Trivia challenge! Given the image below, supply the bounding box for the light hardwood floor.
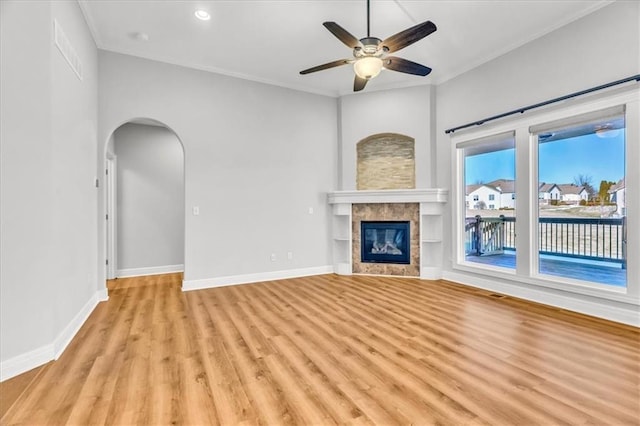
[1,273,639,425]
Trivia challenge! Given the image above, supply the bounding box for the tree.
[598,180,616,203]
[474,201,487,210]
[573,174,595,198]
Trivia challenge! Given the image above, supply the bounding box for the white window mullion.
[622,99,639,301]
[515,127,532,278]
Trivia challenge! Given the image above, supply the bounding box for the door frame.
[106,155,117,279]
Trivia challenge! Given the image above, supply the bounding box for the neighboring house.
[539,183,561,203]
[466,179,515,209]
[466,184,500,209]
[609,178,626,216]
[557,184,589,204]
[538,182,586,204]
[487,179,516,209]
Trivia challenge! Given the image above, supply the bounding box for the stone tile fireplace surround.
[353,203,420,276]
[328,189,448,279]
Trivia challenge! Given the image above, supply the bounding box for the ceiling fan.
[300,0,437,92]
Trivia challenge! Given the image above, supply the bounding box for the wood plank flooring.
[2,273,639,425]
[0,365,46,420]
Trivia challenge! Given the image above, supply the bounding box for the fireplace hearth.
[361,221,410,264]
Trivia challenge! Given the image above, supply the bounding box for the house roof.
[556,184,586,195]
[465,183,505,196]
[486,179,515,193]
[608,178,625,193]
[466,179,515,195]
[538,183,558,193]
[465,184,483,195]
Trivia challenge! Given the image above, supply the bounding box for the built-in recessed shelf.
[335,262,352,275]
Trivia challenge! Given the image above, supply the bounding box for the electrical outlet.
[193,206,200,216]
[287,251,293,260]
[270,253,277,262]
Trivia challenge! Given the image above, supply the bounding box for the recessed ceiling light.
[194,10,211,21]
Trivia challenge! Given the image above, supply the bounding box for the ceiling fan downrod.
[366,0,370,38]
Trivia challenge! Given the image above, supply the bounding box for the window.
[459,132,516,270]
[454,92,637,305]
[533,106,626,288]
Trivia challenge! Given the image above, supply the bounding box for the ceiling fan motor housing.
[358,37,384,56]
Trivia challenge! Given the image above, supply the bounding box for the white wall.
[1,0,99,378]
[113,123,184,274]
[97,51,338,285]
[339,85,434,190]
[436,1,639,323]
[1,0,55,366]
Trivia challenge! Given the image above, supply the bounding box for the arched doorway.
[104,118,185,280]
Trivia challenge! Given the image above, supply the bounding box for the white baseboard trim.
[116,264,183,278]
[53,291,101,359]
[0,289,104,382]
[97,287,109,301]
[0,344,54,383]
[442,271,640,327]
[183,265,334,292]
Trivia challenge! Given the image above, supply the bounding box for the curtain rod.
[444,74,640,135]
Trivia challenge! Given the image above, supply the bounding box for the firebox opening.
[361,221,410,264]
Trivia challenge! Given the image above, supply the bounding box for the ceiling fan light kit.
[354,57,383,79]
[300,0,436,92]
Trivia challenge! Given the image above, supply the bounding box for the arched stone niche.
[356,133,415,190]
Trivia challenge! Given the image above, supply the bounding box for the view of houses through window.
[463,133,516,270]
[535,110,626,287]
[461,108,627,289]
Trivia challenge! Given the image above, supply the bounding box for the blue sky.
[465,131,625,186]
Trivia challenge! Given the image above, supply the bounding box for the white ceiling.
[79,0,612,97]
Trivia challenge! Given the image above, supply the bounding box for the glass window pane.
[462,134,516,269]
[536,112,626,288]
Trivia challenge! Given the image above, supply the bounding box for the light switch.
[193,206,200,216]
[308,207,314,214]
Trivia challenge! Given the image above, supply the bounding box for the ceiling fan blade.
[381,21,437,53]
[384,56,432,76]
[300,59,351,75]
[354,76,368,92]
[323,22,361,49]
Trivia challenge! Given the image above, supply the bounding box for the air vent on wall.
[54,19,83,81]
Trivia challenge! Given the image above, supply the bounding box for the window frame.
[530,106,626,287]
[451,87,639,305]
[455,131,516,274]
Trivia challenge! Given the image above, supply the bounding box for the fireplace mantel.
[327,188,448,280]
[328,188,448,205]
